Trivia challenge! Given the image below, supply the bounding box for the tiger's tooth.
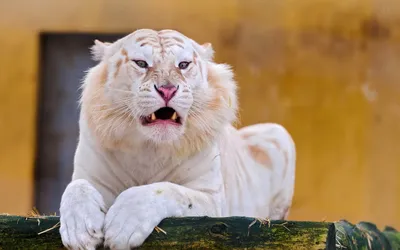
[171,112,177,121]
[151,113,156,121]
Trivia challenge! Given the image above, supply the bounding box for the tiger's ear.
[90,40,111,61]
[191,39,214,61]
[201,43,214,61]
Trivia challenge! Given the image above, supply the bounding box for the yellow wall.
[0,0,400,228]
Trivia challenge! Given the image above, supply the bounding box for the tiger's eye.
[178,61,191,70]
[133,60,148,68]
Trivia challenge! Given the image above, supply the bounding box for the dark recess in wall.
[34,33,126,214]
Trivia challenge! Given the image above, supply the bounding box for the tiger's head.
[81,29,237,154]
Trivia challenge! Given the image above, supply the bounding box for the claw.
[256,217,271,228]
[154,226,167,235]
[248,217,271,236]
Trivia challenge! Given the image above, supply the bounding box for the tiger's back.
[219,123,296,220]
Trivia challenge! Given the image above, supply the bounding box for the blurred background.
[0,0,399,229]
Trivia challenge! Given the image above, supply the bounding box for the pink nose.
[155,84,178,102]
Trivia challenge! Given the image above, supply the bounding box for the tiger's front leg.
[103,181,222,249]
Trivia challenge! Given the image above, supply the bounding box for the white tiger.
[59,29,296,250]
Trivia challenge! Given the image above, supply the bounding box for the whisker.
[91,103,131,114]
[90,96,133,108]
[106,87,134,95]
[188,111,213,135]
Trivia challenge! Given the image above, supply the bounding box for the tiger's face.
[84,29,237,151]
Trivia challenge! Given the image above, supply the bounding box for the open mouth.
[141,107,182,126]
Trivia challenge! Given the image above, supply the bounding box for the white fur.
[59,29,296,250]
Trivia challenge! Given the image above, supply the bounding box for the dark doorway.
[34,33,126,214]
